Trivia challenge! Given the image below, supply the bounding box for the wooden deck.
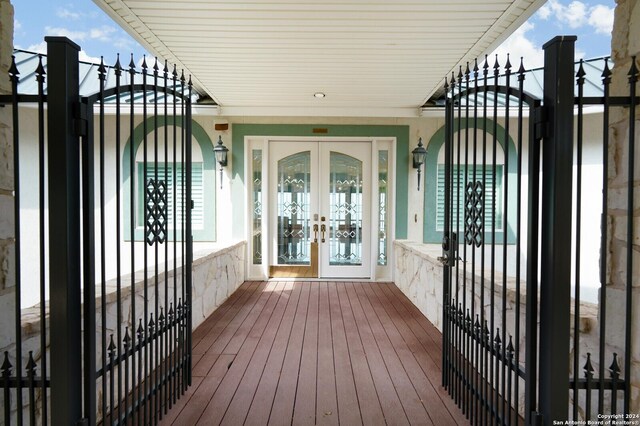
[160,281,467,425]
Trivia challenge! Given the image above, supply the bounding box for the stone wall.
[394,240,608,418]
[0,0,14,352]
[609,0,640,413]
[191,242,245,329]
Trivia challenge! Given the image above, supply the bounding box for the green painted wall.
[231,123,410,240]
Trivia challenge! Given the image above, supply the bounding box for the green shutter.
[435,165,503,232]
[141,163,204,229]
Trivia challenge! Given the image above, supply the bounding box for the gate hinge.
[74,101,88,137]
[533,105,549,140]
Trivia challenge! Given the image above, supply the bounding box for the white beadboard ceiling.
[93,0,545,117]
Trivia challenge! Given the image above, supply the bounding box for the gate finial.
[518,58,526,81]
[8,55,19,81]
[628,56,638,83]
[602,58,612,83]
[576,59,586,85]
[98,57,106,81]
[114,54,122,76]
[35,55,46,83]
[609,353,620,376]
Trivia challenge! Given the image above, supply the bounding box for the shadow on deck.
[159,281,467,425]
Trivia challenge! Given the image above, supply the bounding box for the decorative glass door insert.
[320,143,371,277]
[328,153,363,266]
[276,151,312,265]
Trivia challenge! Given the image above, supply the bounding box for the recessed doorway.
[246,137,395,281]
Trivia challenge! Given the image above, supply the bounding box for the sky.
[13,0,615,70]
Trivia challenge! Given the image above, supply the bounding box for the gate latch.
[440,233,458,267]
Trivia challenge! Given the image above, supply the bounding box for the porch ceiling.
[93,0,545,117]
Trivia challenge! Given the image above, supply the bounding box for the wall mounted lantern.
[213,135,229,189]
[412,137,427,191]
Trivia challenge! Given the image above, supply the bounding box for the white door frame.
[245,136,396,281]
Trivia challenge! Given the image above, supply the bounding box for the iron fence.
[441,36,639,425]
[0,36,194,425]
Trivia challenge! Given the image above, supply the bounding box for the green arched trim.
[123,116,216,241]
[423,118,518,244]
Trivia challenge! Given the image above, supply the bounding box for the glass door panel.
[328,153,363,266]
[320,143,371,278]
[277,151,311,265]
[269,142,319,274]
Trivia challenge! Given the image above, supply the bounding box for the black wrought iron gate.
[0,36,194,425]
[440,47,542,426]
[441,36,638,425]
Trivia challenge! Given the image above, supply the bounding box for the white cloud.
[588,4,614,34]
[57,7,82,20]
[491,21,544,69]
[44,26,87,41]
[14,19,21,31]
[23,42,47,54]
[114,38,135,50]
[550,0,588,28]
[89,26,117,42]
[79,51,102,64]
[537,4,552,20]
[537,1,614,34]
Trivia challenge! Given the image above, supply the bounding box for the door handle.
[321,224,326,243]
[313,224,318,243]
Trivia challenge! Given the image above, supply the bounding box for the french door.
[269,141,371,278]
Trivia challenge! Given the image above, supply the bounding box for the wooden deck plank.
[316,282,338,425]
[384,283,444,354]
[268,282,311,426]
[351,282,434,426]
[192,352,220,377]
[364,283,461,425]
[335,282,385,426]
[221,282,301,425]
[243,281,304,426]
[173,281,468,426]
[375,283,468,424]
[343,282,410,425]
[192,281,258,347]
[196,282,288,425]
[378,283,445,375]
[192,281,252,345]
[292,281,320,425]
[157,376,204,426]
[192,281,264,356]
[327,281,363,426]
[166,353,235,425]
[210,281,275,355]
